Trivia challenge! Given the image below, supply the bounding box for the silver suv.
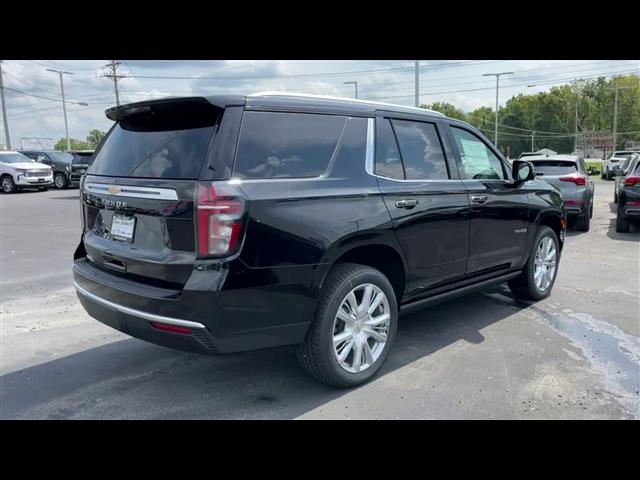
[603,151,639,180]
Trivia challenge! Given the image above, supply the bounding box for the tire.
[576,212,590,231]
[508,226,560,301]
[614,190,618,204]
[590,203,594,219]
[616,203,630,233]
[54,173,68,189]
[1,175,16,193]
[606,168,612,180]
[297,263,398,388]
[601,170,606,179]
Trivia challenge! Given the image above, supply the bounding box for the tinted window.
[375,119,404,180]
[89,118,215,179]
[450,127,505,180]
[391,119,448,180]
[234,112,346,179]
[531,161,578,176]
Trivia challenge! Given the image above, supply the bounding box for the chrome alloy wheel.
[332,283,390,373]
[55,174,65,189]
[2,176,14,192]
[533,236,557,292]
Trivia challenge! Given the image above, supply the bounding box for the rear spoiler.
[105,97,223,122]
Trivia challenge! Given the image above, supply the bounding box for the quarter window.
[450,127,505,180]
[234,111,346,179]
[391,119,449,180]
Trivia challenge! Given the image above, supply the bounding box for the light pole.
[46,68,74,151]
[343,81,358,99]
[482,72,514,147]
[414,60,420,107]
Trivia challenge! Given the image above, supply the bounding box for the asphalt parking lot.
[1,180,638,419]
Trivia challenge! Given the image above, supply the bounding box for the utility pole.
[0,60,11,149]
[414,60,420,107]
[608,84,634,151]
[531,131,535,151]
[343,81,358,99]
[482,72,514,147]
[46,68,73,151]
[104,60,125,106]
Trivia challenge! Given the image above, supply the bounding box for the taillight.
[624,176,640,187]
[196,182,247,257]
[79,175,86,230]
[559,175,586,186]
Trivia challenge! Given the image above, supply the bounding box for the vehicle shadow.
[606,217,640,240]
[53,195,80,200]
[0,285,531,419]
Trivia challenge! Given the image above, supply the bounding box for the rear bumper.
[73,257,314,354]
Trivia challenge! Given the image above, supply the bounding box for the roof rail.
[248,91,446,117]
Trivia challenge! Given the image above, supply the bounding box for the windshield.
[0,153,34,164]
[613,152,635,160]
[531,161,577,176]
[48,151,73,163]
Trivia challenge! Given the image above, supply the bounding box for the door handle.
[470,195,488,204]
[395,199,418,209]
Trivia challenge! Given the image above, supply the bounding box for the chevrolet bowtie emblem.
[108,185,121,195]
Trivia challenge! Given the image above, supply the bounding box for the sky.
[1,60,639,147]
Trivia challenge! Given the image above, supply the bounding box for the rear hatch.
[80,98,224,289]
[531,160,584,197]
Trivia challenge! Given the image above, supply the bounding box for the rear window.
[531,161,577,176]
[233,111,346,178]
[89,117,215,179]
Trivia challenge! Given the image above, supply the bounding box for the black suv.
[615,153,640,232]
[73,94,566,387]
[19,150,73,189]
[68,150,95,187]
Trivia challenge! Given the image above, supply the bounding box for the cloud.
[1,60,637,146]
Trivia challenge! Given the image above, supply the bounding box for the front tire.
[509,226,560,301]
[616,203,630,233]
[297,263,398,388]
[1,175,16,193]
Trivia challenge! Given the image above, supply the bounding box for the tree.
[421,102,467,121]
[86,129,106,148]
[54,138,91,151]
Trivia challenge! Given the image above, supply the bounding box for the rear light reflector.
[624,176,640,187]
[559,176,586,186]
[564,200,581,205]
[150,321,192,335]
[626,201,640,206]
[196,182,247,257]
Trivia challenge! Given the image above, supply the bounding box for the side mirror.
[512,160,536,184]
[612,165,623,177]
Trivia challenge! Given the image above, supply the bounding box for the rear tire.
[606,168,612,180]
[1,175,16,193]
[297,263,398,388]
[616,203,630,233]
[54,173,68,189]
[509,226,560,301]
[576,212,590,231]
[614,190,618,203]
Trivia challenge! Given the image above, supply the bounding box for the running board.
[400,271,521,315]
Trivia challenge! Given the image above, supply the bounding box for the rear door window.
[391,119,449,180]
[531,161,577,176]
[234,111,347,178]
[375,118,404,180]
[89,116,216,179]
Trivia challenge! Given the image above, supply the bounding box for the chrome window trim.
[84,182,179,200]
[74,282,206,329]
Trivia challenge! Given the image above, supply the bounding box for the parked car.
[0,150,53,193]
[19,150,73,189]
[603,150,639,180]
[615,154,640,233]
[68,150,95,187]
[613,153,639,203]
[526,154,594,231]
[73,93,566,387]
